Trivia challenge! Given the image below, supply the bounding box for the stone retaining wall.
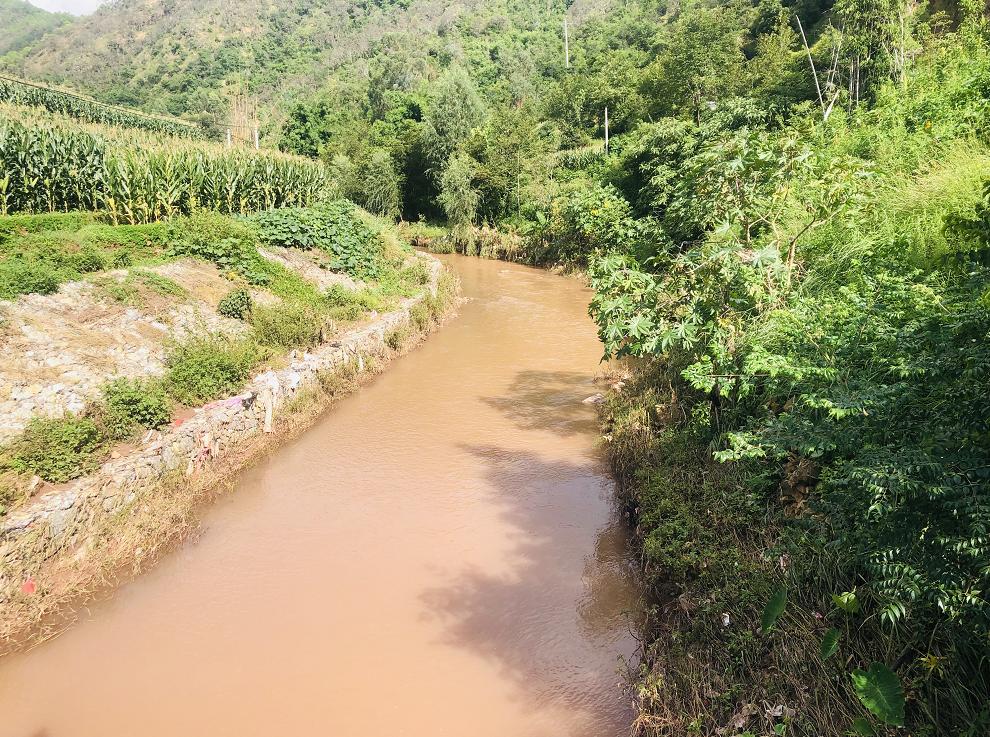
[0,254,443,602]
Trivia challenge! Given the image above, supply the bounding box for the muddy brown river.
[0,256,641,737]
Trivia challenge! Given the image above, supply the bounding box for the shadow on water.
[420,443,642,734]
[480,370,603,437]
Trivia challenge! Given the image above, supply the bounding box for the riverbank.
[599,363,989,737]
[0,254,638,737]
[0,255,458,651]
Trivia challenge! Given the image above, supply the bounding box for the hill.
[0,0,73,57]
[1,0,610,132]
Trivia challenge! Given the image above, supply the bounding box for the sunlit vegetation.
[0,103,336,222]
[2,0,988,732]
[0,75,203,138]
[263,0,987,733]
[0,0,70,58]
[0,201,431,496]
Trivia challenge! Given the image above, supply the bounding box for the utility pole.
[604,106,609,154]
[564,17,570,69]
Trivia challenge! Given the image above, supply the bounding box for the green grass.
[97,378,173,441]
[3,416,105,483]
[250,302,326,348]
[164,334,263,406]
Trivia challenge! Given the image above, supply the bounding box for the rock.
[582,393,606,405]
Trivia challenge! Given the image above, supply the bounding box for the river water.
[0,256,641,737]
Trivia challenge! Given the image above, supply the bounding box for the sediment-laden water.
[0,256,641,737]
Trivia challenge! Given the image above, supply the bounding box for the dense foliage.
[3,0,989,732]
[569,5,989,736]
[0,0,70,58]
[254,201,385,279]
[266,0,990,733]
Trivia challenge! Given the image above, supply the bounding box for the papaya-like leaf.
[821,627,841,660]
[761,588,788,633]
[850,663,905,726]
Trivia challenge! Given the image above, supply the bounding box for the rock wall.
[0,259,252,442]
[0,255,443,602]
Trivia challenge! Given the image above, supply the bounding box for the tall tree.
[421,67,486,173]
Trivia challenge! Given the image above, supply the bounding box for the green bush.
[70,245,109,273]
[254,202,385,279]
[8,416,105,483]
[0,259,61,298]
[217,288,253,319]
[251,302,325,348]
[167,212,269,284]
[99,378,172,440]
[323,283,387,320]
[0,212,95,241]
[165,335,261,406]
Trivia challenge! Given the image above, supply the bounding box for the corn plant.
[0,75,203,139]
[0,109,337,222]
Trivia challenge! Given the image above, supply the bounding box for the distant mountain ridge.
[0,0,73,57]
[0,0,609,132]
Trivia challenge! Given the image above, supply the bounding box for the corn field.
[0,75,203,140]
[0,112,337,222]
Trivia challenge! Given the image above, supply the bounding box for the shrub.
[167,212,269,284]
[254,202,385,279]
[251,302,325,348]
[217,288,253,319]
[165,335,261,406]
[0,259,61,298]
[362,149,401,220]
[99,379,172,440]
[71,245,109,273]
[385,325,410,351]
[323,283,387,320]
[111,249,133,268]
[0,212,95,240]
[8,416,104,483]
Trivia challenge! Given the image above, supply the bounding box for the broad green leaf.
[820,628,841,660]
[761,588,788,633]
[850,663,905,726]
[850,717,877,736]
[832,590,861,614]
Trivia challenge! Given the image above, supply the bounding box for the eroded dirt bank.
[0,255,641,737]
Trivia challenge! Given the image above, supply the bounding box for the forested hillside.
[0,0,612,133]
[0,0,72,57]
